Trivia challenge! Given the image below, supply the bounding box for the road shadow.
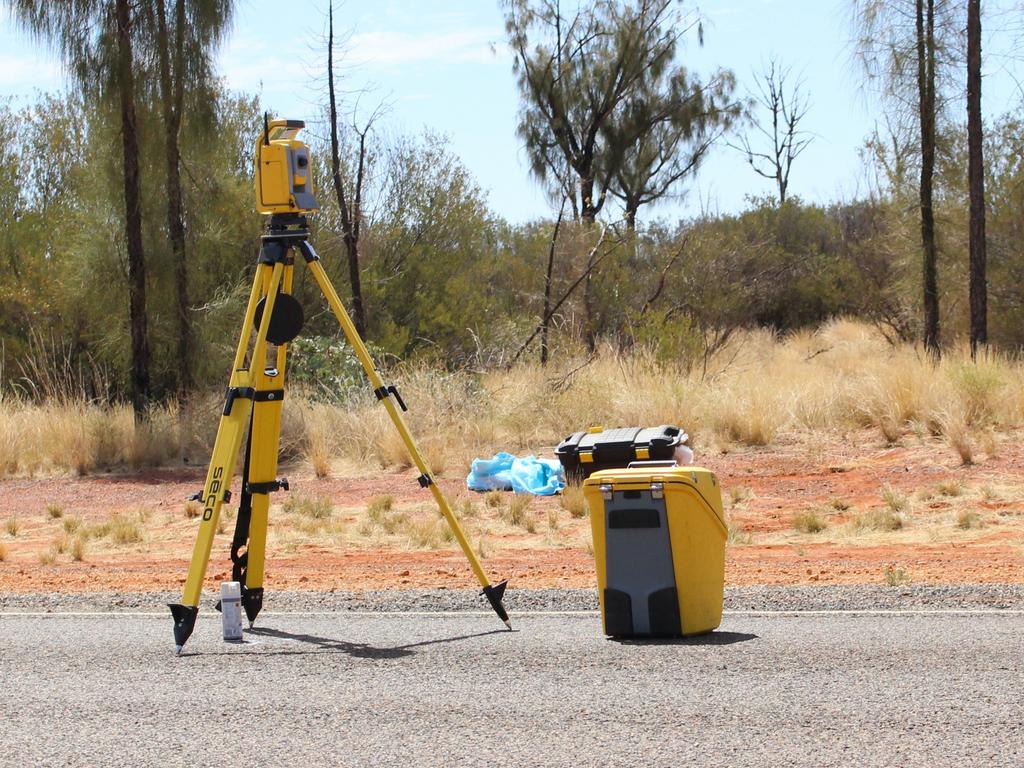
[218,625,511,659]
[244,627,415,659]
[611,631,758,647]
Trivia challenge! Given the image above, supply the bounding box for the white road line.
[1,609,1023,617]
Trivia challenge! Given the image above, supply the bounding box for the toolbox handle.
[627,460,678,468]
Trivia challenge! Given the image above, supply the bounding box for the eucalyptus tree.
[504,0,726,225]
[852,0,962,356]
[7,0,153,413]
[603,67,739,227]
[326,0,378,338]
[141,0,235,394]
[966,0,986,355]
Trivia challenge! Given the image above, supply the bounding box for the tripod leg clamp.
[223,386,256,416]
[417,474,433,488]
[188,489,231,503]
[245,478,290,495]
[296,241,320,263]
[374,385,408,412]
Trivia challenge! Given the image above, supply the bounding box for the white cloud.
[0,51,63,92]
[217,29,316,95]
[345,27,503,67]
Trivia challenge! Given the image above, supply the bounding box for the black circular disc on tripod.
[253,293,304,344]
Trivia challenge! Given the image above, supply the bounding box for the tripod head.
[255,114,319,215]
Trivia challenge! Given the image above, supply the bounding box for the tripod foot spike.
[168,603,199,654]
[242,586,263,626]
[481,580,511,630]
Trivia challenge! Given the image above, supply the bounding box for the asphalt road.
[1,610,1021,767]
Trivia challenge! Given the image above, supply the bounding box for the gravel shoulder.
[2,583,1024,614]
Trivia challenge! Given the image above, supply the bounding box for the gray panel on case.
[603,490,676,635]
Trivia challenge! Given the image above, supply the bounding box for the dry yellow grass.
[0,400,179,476]
[881,484,910,513]
[475,536,490,559]
[457,496,479,518]
[559,485,587,518]
[503,494,533,528]
[792,508,828,534]
[726,515,753,545]
[4,320,1024,478]
[956,509,983,530]
[87,513,145,545]
[883,565,911,586]
[937,479,965,497]
[850,508,905,533]
[405,517,456,549]
[70,534,86,561]
[306,427,332,479]
[547,508,560,530]
[282,494,333,519]
[366,495,394,520]
[728,486,754,507]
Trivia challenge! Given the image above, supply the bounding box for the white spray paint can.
[221,581,244,642]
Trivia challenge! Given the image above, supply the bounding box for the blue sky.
[2,0,1023,223]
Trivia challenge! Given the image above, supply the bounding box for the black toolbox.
[555,425,687,481]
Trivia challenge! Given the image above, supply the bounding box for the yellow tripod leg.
[237,366,286,624]
[237,266,294,627]
[169,262,286,653]
[304,256,511,629]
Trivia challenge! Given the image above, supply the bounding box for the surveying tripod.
[168,213,510,653]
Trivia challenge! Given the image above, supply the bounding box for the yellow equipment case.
[584,464,726,637]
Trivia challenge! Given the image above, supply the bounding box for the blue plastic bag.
[466,452,565,496]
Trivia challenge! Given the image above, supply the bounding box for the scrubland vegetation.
[1,3,1021,589]
[2,320,1022,478]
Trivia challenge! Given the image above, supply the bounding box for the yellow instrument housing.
[254,118,319,215]
[584,465,726,636]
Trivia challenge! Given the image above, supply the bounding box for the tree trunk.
[582,250,598,354]
[580,173,598,224]
[623,199,638,231]
[540,206,564,365]
[157,0,191,395]
[917,0,940,356]
[327,2,366,337]
[116,0,151,416]
[967,0,987,357]
[579,170,600,350]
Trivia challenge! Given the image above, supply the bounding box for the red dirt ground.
[1,428,1021,593]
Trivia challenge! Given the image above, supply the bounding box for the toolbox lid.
[555,425,685,458]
